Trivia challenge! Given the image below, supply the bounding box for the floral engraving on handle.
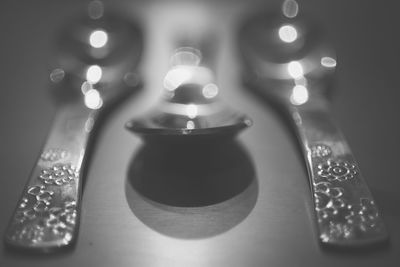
[310,144,332,158]
[10,197,77,245]
[318,159,357,182]
[7,163,78,245]
[39,164,78,185]
[10,185,77,245]
[313,155,383,242]
[40,148,69,162]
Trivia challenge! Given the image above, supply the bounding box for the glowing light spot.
[186,104,198,119]
[282,0,299,18]
[163,67,193,91]
[321,57,337,68]
[290,85,309,105]
[89,30,108,48]
[288,61,304,79]
[84,89,103,109]
[202,83,219,99]
[279,25,298,43]
[86,65,102,84]
[186,120,195,130]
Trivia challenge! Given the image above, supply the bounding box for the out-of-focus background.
[1,0,400,266]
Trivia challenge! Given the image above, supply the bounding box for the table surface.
[1,0,400,266]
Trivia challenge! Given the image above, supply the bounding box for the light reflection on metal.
[278,25,298,43]
[86,65,102,84]
[282,0,299,18]
[290,85,309,105]
[186,104,198,119]
[287,61,304,79]
[186,120,195,129]
[84,89,103,109]
[88,0,104,20]
[321,56,337,68]
[202,83,219,99]
[239,6,388,246]
[89,29,108,48]
[160,102,223,117]
[163,68,193,91]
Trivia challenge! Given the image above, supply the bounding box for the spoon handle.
[4,103,98,252]
[289,97,388,247]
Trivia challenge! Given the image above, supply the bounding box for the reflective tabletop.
[1,0,399,266]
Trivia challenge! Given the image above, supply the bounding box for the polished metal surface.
[3,1,142,251]
[126,46,252,144]
[238,0,388,246]
[1,0,400,266]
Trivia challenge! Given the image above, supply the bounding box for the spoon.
[126,43,252,146]
[238,0,388,247]
[4,1,142,252]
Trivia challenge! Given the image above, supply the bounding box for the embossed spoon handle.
[289,96,388,246]
[4,103,98,251]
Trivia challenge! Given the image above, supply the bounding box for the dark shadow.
[125,140,258,239]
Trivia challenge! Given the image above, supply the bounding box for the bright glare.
[287,61,304,79]
[163,67,193,91]
[321,57,337,68]
[278,25,298,43]
[89,30,108,48]
[202,83,219,99]
[86,65,102,84]
[84,89,103,109]
[282,0,299,18]
[186,120,195,130]
[290,85,309,105]
[186,104,198,119]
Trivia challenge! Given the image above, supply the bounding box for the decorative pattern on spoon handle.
[4,104,98,251]
[289,101,388,246]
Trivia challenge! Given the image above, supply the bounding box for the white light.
[321,57,337,68]
[186,104,198,119]
[163,67,193,91]
[287,61,304,79]
[202,83,219,99]
[279,25,298,43]
[290,85,309,105]
[86,65,102,84]
[89,30,108,48]
[186,120,195,130]
[84,89,103,109]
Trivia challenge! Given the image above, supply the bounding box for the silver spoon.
[4,1,142,252]
[239,0,388,247]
